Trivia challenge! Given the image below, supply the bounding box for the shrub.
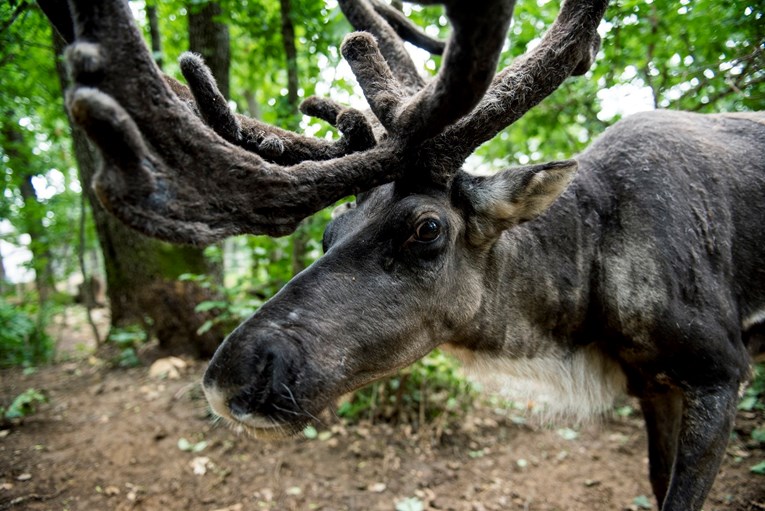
[1,388,47,423]
[107,326,147,367]
[337,349,474,429]
[0,298,53,367]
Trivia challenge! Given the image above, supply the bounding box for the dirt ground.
[1,311,764,511]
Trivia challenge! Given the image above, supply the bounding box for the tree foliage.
[1,4,95,293]
[474,0,763,167]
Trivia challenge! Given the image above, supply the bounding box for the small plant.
[180,273,263,336]
[739,363,765,412]
[1,388,47,423]
[107,326,147,367]
[0,298,54,368]
[177,437,208,453]
[337,349,474,429]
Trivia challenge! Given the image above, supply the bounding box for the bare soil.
[1,315,764,511]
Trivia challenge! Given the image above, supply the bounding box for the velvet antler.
[63,0,403,244]
[439,0,608,161]
[339,0,517,143]
[57,0,608,245]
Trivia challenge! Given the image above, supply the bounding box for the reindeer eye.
[414,218,441,242]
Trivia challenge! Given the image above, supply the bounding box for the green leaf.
[4,388,47,420]
[632,495,653,509]
[395,497,424,511]
[196,320,215,335]
[117,348,140,368]
[194,300,227,313]
[751,461,765,475]
[177,437,207,453]
[738,396,758,411]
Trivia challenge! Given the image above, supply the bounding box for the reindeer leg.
[639,391,682,506]
[661,384,739,511]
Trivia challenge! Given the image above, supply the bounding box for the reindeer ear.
[458,160,577,244]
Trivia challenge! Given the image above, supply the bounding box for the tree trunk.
[19,174,57,303]
[0,118,56,304]
[146,3,164,70]
[187,1,230,99]
[244,89,260,119]
[277,0,310,275]
[52,30,225,358]
[279,0,299,127]
[0,250,6,295]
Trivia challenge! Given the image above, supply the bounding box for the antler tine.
[338,0,426,93]
[440,0,608,160]
[178,52,376,163]
[369,0,446,56]
[340,0,517,145]
[63,0,402,245]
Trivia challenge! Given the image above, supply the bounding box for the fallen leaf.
[557,428,579,441]
[126,483,140,502]
[367,482,387,493]
[191,456,211,476]
[395,497,424,511]
[255,488,273,502]
[104,485,120,496]
[632,495,653,509]
[303,426,318,439]
[211,504,243,511]
[149,357,187,380]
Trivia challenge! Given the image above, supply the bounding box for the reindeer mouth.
[219,416,302,441]
[202,382,312,440]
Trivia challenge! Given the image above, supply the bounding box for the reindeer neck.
[457,172,604,359]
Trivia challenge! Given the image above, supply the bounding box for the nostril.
[228,393,250,418]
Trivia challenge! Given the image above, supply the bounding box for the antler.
[438,0,608,163]
[339,0,517,143]
[370,0,446,56]
[175,53,377,164]
[61,0,607,245]
[64,0,405,245]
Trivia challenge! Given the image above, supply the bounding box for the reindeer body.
[451,110,765,506]
[457,110,764,397]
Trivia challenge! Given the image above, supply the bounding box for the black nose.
[206,334,304,420]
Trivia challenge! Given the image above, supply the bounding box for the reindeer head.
[62,0,606,437]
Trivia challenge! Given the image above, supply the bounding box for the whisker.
[280,383,324,425]
[271,402,307,418]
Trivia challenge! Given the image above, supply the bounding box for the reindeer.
[52,0,765,509]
